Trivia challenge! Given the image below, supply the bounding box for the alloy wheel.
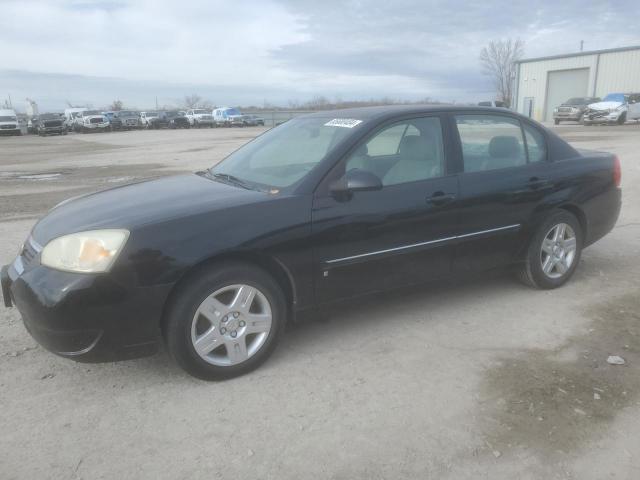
[190,284,273,366]
[540,223,577,279]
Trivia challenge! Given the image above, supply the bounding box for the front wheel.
[164,263,286,380]
[516,211,582,289]
[554,119,560,125]
[617,113,627,125]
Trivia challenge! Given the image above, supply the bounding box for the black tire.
[617,113,627,125]
[164,262,286,380]
[516,210,583,289]
[554,119,560,125]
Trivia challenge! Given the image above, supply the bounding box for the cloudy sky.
[1,0,638,111]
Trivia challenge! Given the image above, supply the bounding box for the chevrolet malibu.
[1,106,622,380]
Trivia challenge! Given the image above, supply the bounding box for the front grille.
[125,119,137,125]
[90,118,103,124]
[44,120,63,128]
[21,238,40,267]
[1,124,17,129]
[558,107,573,113]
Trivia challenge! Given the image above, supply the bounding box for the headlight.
[41,229,129,273]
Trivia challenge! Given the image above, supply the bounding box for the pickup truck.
[1,106,622,380]
[185,109,214,128]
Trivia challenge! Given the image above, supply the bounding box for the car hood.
[32,173,267,244]
[588,101,623,111]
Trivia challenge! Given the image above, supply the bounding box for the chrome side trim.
[325,236,457,264]
[456,224,521,239]
[325,224,521,265]
[13,257,24,275]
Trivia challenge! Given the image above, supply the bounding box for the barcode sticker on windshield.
[324,118,363,128]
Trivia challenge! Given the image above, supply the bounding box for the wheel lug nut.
[239,320,245,327]
[233,312,239,318]
[231,331,237,338]
[220,327,227,334]
[222,316,228,322]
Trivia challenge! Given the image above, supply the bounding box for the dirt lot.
[1,125,639,479]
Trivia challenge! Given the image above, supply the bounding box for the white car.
[0,108,21,136]
[185,109,214,128]
[74,110,109,133]
[140,111,159,128]
[213,107,244,127]
[583,93,640,125]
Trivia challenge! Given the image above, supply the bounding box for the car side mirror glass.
[330,169,382,198]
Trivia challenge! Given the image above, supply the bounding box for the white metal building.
[513,45,640,122]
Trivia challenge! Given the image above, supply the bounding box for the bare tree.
[183,94,202,109]
[109,100,123,111]
[480,38,524,107]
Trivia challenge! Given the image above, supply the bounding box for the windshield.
[194,109,208,114]
[118,111,137,116]
[225,108,241,116]
[84,110,102,116]
[210,116,355,189]
[145,111,158,117]
[602,93,627,103]
[0,116,17,122]
[40,114,60,120]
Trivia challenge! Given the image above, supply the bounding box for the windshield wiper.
[211,172,255,190]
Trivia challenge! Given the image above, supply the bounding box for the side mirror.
[330,169,382,198]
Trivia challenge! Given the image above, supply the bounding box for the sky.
[1,0,639,112]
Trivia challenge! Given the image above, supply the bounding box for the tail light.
[613,155,621,187]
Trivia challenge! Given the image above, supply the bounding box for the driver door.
[311,115,460,304]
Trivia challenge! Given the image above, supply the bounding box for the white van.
[213,107,243,127]
[0,108,21,135]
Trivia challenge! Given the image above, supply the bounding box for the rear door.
[451,113,551,272]
[628,94,640,120]
[312,115,461,303]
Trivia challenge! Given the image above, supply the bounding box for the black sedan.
[149,111,190,129]
[2,106,621,380]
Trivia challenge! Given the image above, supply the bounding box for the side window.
[523,124,547,163]
[455,115,526,172]
[345,117,445,186]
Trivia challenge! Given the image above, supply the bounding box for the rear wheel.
[165,263,286,380]
[516,211,582,289]
[617,113,627,125]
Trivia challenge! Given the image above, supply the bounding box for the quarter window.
[345,117,445,186]
[523,124,546,163]
[455,115,526,172]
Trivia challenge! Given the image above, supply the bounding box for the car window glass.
[455,114,526,172]
[523,124,546,163]
[345,117,445,186]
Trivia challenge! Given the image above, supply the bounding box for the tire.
[554,119,560,125]
[164,262,286,380]
[617,113,627,125]
[516,210,583,289]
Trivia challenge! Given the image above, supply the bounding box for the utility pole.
[580,40,584,52]
[155,96,158,110]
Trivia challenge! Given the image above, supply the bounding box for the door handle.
[426,192,456,206]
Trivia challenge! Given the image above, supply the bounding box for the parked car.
[63,108,88,132]
[241,114,265,126]
[114,110,142,130]
[74,110,109,133]
[552,97,600,124]
[36,113,67,136]
[140,111,159,128]
[0,108,22,136]
[478,100,507,108]
[213,107,244,127]
[103,111,123,131]
[148,111,190,129]
[583,93,640,125]
[185,109,214,128]
[1,106,622,380]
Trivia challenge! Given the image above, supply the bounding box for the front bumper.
[554,113,582,121]
[583,111,623,124]
[83,124,109,130]
[2,255,172,362]
[42,127,65,134]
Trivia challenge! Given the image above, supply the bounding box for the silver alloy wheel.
[540,223,577,279]
[190,284,273,366]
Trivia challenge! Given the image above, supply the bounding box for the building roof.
[516,45,640,64]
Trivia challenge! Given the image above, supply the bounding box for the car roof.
[303,104,514,122]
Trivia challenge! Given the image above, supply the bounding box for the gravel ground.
[1,124,639,479]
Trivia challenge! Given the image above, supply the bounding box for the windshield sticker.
[324,118,363,128]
